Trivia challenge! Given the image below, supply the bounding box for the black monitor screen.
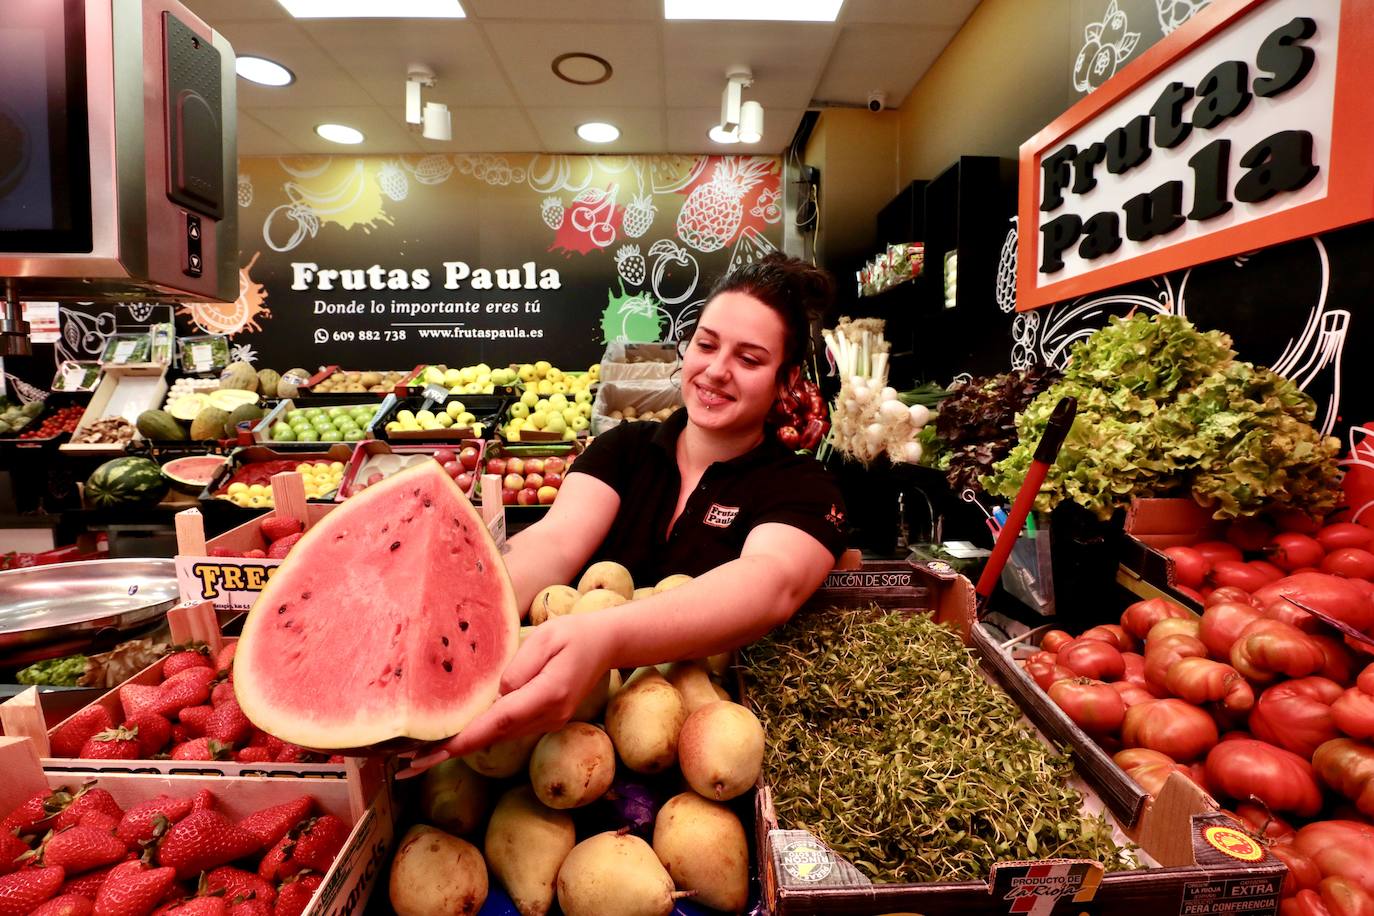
[0,0,92,253]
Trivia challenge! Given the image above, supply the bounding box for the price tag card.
[189,343,214,373]
[61,364,89,390]
[112,340,137,363]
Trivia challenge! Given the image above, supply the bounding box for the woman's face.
[682,291,789,436]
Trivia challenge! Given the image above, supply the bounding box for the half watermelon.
[234,459,519,752]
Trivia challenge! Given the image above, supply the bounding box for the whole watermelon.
[86,457,169,508]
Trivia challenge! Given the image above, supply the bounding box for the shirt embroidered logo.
[704,504,741,528]
[826,504,845,530]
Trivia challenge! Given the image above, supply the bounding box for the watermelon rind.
[233,460,520,752]
[86,457,169,508]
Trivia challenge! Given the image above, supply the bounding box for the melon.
[162,455,228,494]
[190,407,230,441]
[220,361,258,392]
[234,460,519,752]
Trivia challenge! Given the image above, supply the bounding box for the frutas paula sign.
[1016,0,1374,312]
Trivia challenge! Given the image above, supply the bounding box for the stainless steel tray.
[0,559,179,653]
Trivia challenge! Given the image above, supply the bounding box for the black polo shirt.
[568,409,847,586]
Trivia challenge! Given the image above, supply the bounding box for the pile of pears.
[388,561,766,916]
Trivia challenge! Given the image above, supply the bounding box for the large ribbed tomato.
[1255,572,1374,633]
[1206,739,1323,817]
[1163,656,1254,713]
[1122,699,1218,761]
[1331,688,1374,741]
[1295,820,1374,896]
[1269,844,1320,900]
[1059,638,1125,681]
[1121,597,1192,640]
[1249,677,1343,758]
[1199,601,1262,658]
[1144,633,1208,691]
[1231,618,1327,682]
[1283,877,1374,916]
[1313,739,1374,817]
[1049,678,1126,738]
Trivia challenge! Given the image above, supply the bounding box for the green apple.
[551,382,569,395]
[509,402,529,419]
[562,407,579,426]
[518,363,537,382]
[506,427,521,441]
[508,416,526,430]
[527,411,548,430]
[534,360,552,378]
[424,366,446,385]
[297,429,320,442]
[344,428,366,441]
[548,393,568,410]
[520,390,539,408]
[578,402,593,418]
[561,426,576,441]
[272,422,295,441]
[574,390,592,405]
[544,413,567,434]
[571,414,590,431]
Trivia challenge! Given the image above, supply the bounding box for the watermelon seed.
[459,620,469,632]
[423,498,432,507]
[441,636,449,646]
[395,667,403,679]
[470,641,478,652]
[403,515,414,524]
[476,560,484,573]
[301,591,311,600]
[390,541,401,551]
[335,534,344,541]
[413,488,421,496]
[442,660,453,673]
[382,524,389,534]
[278,604,287,615]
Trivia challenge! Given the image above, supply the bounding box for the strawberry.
[0,833,29,875]
[116,796,194,848]
[204,701,252,746]
[214,644,237,675]
[53,789,123,832]
[208,547,241,558]
[1,788,75,835]
[58,861,121,900]
[177,707,213,739]
[170,726,190,745]
[30,893,94,916]
[235,799,311,850]
[156,810,262,879]
[190,792,215,813]
[43,826,128,875]
[79,728,141,761]
[228,900,270,916]
[245,733,284,758]
[271,875,320,916]
[76,812,120,834]
[162,651,211,679]
[92,860,178,916]
[242,550,266,560]
[258,517,302,544]
[264,534,302,560]
[205,867,275,905]
[123,715,173,758]
[0,864,65,914]
[257,815,347,882]
[169,739,231,762]
[210,682,236,708]
[271,745,311,764]
[152,899,227,916]
[51,708,115,759]
[232,747,272,764]
[118,685,164,722]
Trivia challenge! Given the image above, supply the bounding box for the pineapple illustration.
[622,194,656,238]
[377,161,409,202]
[236,174,253,208]
[615,245,646,288]
[676,158,774,253]
[541,196,566,230]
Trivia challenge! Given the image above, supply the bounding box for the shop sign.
[1016,0,1374,311]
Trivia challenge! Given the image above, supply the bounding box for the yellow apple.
[571,414,590,431]
[577,402,592,418]
[574,390,592,405]
[534,360,552,378]
[520,390,538,408]
[518,363,537,382]
[546,367,563,382]
[443,368,462,386]
[509,402,529,419]
[528,411,548,430]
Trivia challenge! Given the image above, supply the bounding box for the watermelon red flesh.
[233,459,518,752]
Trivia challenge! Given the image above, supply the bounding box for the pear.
[605,669,687,774]
[631,586,657,601]
[653,792,749,913]
[570,588,628,615]
[529,584,579,624]
[678,701,764,801]
[389,824,487,916]
[420,758,491,836]
[529,722,616,809]
[484,786,574,916]
[576,560,635,599]
[557,832,679,916]
[571,668,623,722]
[654,573,693,593]
[661,661,723,715]
[463,732,541,778]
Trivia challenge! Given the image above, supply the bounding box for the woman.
[410,254,846,770]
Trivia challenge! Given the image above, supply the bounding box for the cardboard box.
[60,365,169,456]
[338,440,484,500]
[1118,498,1226,608]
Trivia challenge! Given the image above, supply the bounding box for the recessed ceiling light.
[236,56,294,87]
[276,0,464,18]
[664,0,843,21]
[708,124,739,144]
[315,123,364,144]
[552,52,613,86]
[577,122,620,143]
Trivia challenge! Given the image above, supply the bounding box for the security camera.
[867,91,887,112]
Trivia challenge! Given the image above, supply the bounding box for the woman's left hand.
[399,613,616,777]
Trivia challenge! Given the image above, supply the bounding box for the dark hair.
[692,253,835,380]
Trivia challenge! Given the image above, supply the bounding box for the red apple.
[543,472,562,489]
[433,448,457,465]
[524,473,544,490]
[506,457,526,476]
[501,488,518,505]
[503,473,525,491]
[485,458,507,476]
[458,446,480,471]
[517,487,539,506]
[537,485,559,505]
[455,471,474,492]
[442,460,462,478]
[544,456,566,475]
[524,458,544,475]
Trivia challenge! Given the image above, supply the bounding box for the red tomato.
[1196,540,1245,566]
[1123,760,1196,797]
[1112,681,1158,707]
[1233,801,1297,842]
[1175,585,1205,604]
[1120,652,1158,693]
[1025,650,1058,666]
[1206,738,1323,817]
[1120,597,1191,641]
[1295,821,1374,896]
[1024,660,1076,691]
[1359,663,1374,695]
[1040,629,1073,653]
[1331,688,1374,741]
[1049,678,1127,737]
[1212,560,1276,593]
[1255,572,1374,633]
[1314,877,1374,916]
[1123,698,1219,761]
[1080,623,1136,652]
[1232,617,1327,683]
[1249,677,1343,758]
[1207,585,1258,607]
[1313,739,1374,819]
[1272,533,1326,572]
[1163,546,1212,588]
[1323,548,1374,581]
[1144,633,1208,690]
[1059,638,1125,681]
[1164,656,1254,713]
[1147,617,1202,642]
[1249,560,1286,582]
[1115,747,1175,769]
[1318,524,1374,552]
[1276,510,1325,535]
[1315,634,1358,685]
[1199,601,1262,658]
[1269,844,1321,899]
[1227,517,1276,552]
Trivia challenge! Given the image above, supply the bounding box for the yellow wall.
[897,0,1071,183]
[803,108,901,270]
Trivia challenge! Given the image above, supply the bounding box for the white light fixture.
[665,0,843,21]
[715,67,763,145]
[422,102,452,141]
[315,123,364,144]
[576,122,620,143]
[708,124,739,144]
[738,100,763,143]
[276,0,464,18]
[406,65,435,125]
[720,67,752,131]
[236,56,294,87]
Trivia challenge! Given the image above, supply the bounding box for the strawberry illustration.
[169,739,231,762]
[615,244,646,287]
[3,789,75,836]
[205,867,275,905]
[123,715,172,758]
[257,816,348,882]
[236,798,312,850]
[51,707,115,759]
[178,707,213,739]
[258,517,302,544]
[0,866,65,915]
[93,860,178,916]
[265,533,303,560]
[162,650,211,679]
[29,893,95,916]
[116,796,195,848]
[42,827,127,876]
[271,875,321,916]
[0,833,29,876]
[157,810,263,880]
[540,196,565,230]
[53,789,123,832]
[214,644,237,674]
[205,701,252,747]
[79,728,141,761]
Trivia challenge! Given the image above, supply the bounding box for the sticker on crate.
[989,860,1101,915]
[768,830,870,889]
[177,557,282,614]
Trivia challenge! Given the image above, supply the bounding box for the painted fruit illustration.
[378,161,409,202]
[233,460,520,751]
[615,244,646,287]
[542,196,566,230]
[622,194,656,238]
[676,158,773,253]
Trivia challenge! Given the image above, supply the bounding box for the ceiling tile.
[524,107,664,153]
[813,24,949,106]
[234,111,300,155]
[249,105,424,154]
[214,22,372,109]
[841,0,981,29]
[661,22,835,109]
[182,0,289,23]
[462,0,660,20]
[664,107,803,153]
[481,21,664,108]
[298,20,519,109]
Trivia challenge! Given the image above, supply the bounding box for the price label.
[61,364,89,390]
[189,343,214,372]
[112,340,137,363]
